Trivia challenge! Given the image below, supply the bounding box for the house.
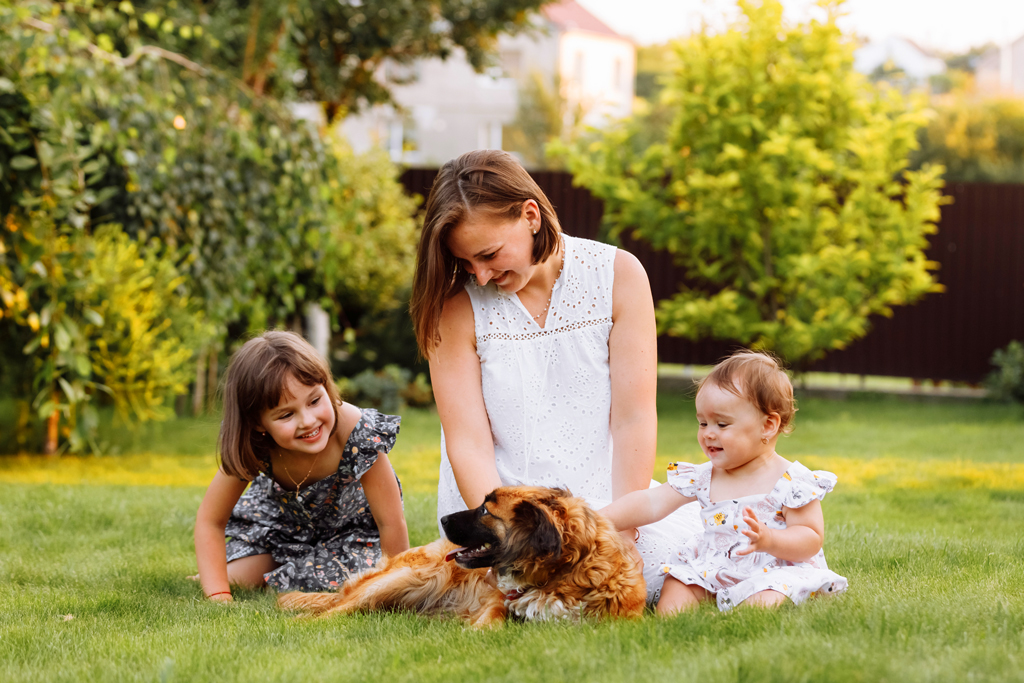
[339,0,635,166]
[976,35,1024,96]
[853,36,946,88]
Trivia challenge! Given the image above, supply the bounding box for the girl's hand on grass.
[205,591,234,603]
[735,507,775,556]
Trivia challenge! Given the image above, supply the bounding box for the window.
[501,50,522,79]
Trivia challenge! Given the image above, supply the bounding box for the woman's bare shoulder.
[437,288,475,343]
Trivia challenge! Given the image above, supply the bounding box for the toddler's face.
[257,374,336,457]
[695,382,771,471]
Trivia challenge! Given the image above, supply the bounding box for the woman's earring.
[761,436,769,444]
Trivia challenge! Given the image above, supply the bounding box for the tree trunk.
[206,351,219,413]
[43,390,59,455]
[193,348,207,416]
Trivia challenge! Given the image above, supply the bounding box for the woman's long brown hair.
[409,150,563,357]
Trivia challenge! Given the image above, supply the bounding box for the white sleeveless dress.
[436,234,702,601]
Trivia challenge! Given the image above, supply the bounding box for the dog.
[277,486,646,627]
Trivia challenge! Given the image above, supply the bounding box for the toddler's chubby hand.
[735,506,775,556]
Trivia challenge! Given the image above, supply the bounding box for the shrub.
[338,365,433,414]
[986,341,1024,403]
[558,0,947,368]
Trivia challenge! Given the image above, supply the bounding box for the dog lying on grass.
[278,486,646,627]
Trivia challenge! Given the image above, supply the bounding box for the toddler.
[602,351,847,613]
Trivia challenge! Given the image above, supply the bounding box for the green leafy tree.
[78,0,547,122]
[559,0,947,366]
[503,72,584,170]
[634,42,676,102]
[0,7,213,452]
[911,94,1024,183]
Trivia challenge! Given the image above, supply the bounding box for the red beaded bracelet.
[205,591,231,598]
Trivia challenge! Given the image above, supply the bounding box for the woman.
[409,150,700,601]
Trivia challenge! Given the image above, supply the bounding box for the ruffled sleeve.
[338,408,402,482]
[665,461,701,498]
[779,462,837,509]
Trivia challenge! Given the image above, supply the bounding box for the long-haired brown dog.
[278,486,646,627]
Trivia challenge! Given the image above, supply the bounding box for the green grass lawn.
[2,394,1023,682]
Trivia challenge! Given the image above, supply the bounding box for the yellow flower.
[713,512,726,525]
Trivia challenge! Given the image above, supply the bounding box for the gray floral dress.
[224,408,401,592]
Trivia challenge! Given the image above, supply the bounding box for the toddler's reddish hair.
[697,350,797,434]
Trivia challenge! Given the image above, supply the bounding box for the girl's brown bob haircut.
[218,330,342,481]
[697,350,797,435]
[409,149,562,356]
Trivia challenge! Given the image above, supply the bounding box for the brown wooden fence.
[400,169,1024,383]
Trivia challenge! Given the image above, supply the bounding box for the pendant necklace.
[532,248,565,322]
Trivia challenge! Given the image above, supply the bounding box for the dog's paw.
[510,592,581,621]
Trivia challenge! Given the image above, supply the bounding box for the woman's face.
[446,201,541,293]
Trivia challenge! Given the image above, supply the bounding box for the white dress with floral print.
[661,460,848,611]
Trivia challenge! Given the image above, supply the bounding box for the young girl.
[193,331,409,602]
[601,351,848,614]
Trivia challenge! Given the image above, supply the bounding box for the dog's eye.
[480,507,489,517]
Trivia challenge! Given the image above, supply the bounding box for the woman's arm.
[600,483,693,531]
[429,289,503,509]
[194,470,249,601]
[736,500,825,562]
[608,250,660,501]
[361,452,410,557]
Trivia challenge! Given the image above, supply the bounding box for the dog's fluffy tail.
[278,590,346,614]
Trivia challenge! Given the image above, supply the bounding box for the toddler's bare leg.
[656,577,710,616]
[227,554,280,589]
[743,589,787,608]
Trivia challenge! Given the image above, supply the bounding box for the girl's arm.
[194,470,248,601]
[600,484,693,531]
[429,289,503,509]
[736,500,825,562]
[361,452,409,557]
[608,250,659,501]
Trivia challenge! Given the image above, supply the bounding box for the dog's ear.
[512,500,562,558]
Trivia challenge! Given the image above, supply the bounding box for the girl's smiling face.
[446,201,540,293]
[695,381,774,471]
[258,373,336,456]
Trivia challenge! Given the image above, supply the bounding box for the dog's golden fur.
[278,486,646,626]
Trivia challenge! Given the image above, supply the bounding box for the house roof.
[542,0,623,40]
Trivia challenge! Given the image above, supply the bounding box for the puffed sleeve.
[339,408,401,482]
[780,462,837,509]
[665,461,700,498]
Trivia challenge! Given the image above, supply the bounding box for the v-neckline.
[508,239,568,330]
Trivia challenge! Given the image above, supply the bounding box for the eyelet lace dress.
[225,408,401,592]
[436,234,702,601]
[661,460,848,611]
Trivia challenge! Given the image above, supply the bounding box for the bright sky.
[578,0,1024,53]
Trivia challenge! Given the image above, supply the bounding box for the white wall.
[557,31,635,126]
[340,51,517,166]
